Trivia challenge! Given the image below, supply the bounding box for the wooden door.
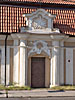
[31,57,45,88]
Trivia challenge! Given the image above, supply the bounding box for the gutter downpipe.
[5,35,8,86]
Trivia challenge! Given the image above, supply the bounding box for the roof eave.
[0,1,75,9]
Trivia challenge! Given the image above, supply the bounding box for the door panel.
[31,57,45,88]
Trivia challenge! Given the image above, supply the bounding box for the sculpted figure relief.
[32,14,47,29]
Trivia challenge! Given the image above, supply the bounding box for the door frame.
[28,54,50,88]
[31,57,45,88]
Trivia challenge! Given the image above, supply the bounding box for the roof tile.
[3,0,75,5]
[0,6,75,35]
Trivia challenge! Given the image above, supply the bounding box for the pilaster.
[13,40,19,84]
[6,47,10,85]
[50,41,60,87]
[59,41,64,85]
[66,48,73,85]
[19,40,27,86]
[1,47,5,85]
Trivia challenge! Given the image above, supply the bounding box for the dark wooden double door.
[31,57,45,88]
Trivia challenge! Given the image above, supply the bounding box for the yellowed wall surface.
[0,40,13,46]
[10,48,13,83]
[64,42,75,47]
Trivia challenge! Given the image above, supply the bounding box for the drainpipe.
[5,35,8,86]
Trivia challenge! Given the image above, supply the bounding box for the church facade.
[0,0,75,88]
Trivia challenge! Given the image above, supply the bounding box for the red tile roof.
[0,6,75,35]
[3,0,75,5]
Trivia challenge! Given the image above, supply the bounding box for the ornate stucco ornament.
[21,9,60,34]
[28,40,50,57]
[32,14,47,29]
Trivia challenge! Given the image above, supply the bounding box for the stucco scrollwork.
[22,9,60,34]
[28,40,50,57]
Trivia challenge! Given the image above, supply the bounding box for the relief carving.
[28,40,50,57]
[32,15,48,29]
[22,9,60,34]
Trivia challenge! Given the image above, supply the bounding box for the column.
[1,47,5,85]
[50,41,60,87]
[13,40,19,84]
[6,47,10,85]
[59,41,64,85]
[19,40,27,86]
